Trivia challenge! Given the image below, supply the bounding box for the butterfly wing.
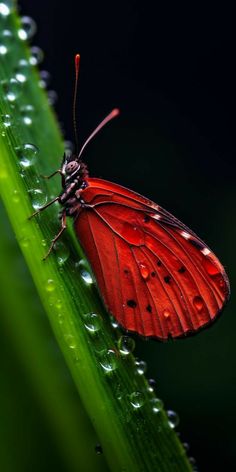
[74,177,229,340]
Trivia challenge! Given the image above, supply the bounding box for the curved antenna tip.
[111,108,120,117]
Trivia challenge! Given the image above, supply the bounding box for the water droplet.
[193,295,204,311]
[53,240,69,265]
[5,78,21,102]
[54,299,62,310]
[76,260,93,284]
[83,312,101,334]
[20,104,34,126]
[20,237,30,248]
[18,143,38,168]
[183,442,190,452]
[47,90,58,105]
[57,313,64,325]
[0,29,13,52]
[99,349,118,373]
[39,70,51,88]
[147,378,156,393]
[139,262,150,280]
[64,334,77,349]
[18,16,37,40]
[120,223,144,245]
[203,257,220,276]
[135,359,147,375]
[15,71,27,83]
[0,3,11,16]
[129,392,144,409]
[163,309,171,319]
[0,44,7,55]
[118,336,135,355]
[45,279,55,292]
[12,189,20,203]
[151,397,163,413]
[95,444,103,455]
[29,46,44,65]
[28,188,47,210]
[1,113,11,127]
[167,410,179,429]
[110,316,119,329]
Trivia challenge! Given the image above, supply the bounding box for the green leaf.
[0,4,192,471]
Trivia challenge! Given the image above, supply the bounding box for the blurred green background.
[1,1,235,471]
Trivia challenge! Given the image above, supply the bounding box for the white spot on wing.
[152,214,161,220]
[201,247,211,256]
[181,231,191,240]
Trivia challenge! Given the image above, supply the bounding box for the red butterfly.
[31,55,230,340]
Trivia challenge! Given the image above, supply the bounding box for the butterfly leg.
[40,169,62,179]
[43,209,67,260]
[28,197,59,219]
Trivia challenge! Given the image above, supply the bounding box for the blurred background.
[1,1,236,471]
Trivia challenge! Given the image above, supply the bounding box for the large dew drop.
[117,335,135,356]
[28,188,47,210]
[83,313,101,334]
[99,349,118,373]
[129,391,144,409]
[18,16,37,40]
[19,143,38,168]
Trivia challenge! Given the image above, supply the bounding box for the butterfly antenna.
[78,108,120,158]
[73,54,80,155]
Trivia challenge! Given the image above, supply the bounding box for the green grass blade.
[0,4,193,471]
[0,204,109,472]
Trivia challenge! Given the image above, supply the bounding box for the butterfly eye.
[65,161,80,174]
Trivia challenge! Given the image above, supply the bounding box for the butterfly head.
[61,152,88,186]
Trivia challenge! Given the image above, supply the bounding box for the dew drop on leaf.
[12,189,20,203]
[18,16,37,40]
[118,335,135,355]
[0,3,11,17]
[28,188,47,210]
[1,113,12,127]
[5,77,21,102]
[129,391,144,409]
[150,397,163,413]
[64,334,77,349]
[83,312,101,334]
[29,46,44,65]
[54,240,70,265]
[135,359,147,375]
[167,409,179,429]
[45,279,55,293]
[99,349,118,373]
[19,143,38,168]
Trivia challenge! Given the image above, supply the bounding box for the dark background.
[13,1,236,470]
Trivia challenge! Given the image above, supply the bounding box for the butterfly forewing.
[74,177,229,339]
